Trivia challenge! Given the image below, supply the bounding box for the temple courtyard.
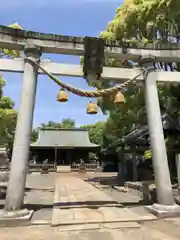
[1,172,180,239]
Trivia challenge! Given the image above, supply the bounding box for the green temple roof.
[30,128,100,149]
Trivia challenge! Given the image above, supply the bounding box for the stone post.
[132,153,138,181]
[4,45,41,211]
[117,151,126,185]
[176,154,180,193]
[141,57,180,217]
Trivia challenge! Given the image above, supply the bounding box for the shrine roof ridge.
[40,128,88,132]
[31,127,100,149]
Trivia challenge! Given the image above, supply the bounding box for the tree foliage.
[80,122,105,145]
[0,80,17,149]
[85,1,180,157]
[0,23,23,59]
[31,118,76,143]
[0,23,22,149]
[61,118,75,129]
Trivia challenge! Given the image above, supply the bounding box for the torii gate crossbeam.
[0,25,180,62]
[1,58,180,83]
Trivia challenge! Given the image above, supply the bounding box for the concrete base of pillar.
[145,203,180,218]
[0,208,33,227]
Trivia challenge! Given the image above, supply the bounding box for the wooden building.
[101,113,180,179]
[119,113,180,181]
[30,128,100,165]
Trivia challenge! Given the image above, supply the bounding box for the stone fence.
[71,163,99,171]
[0,162,100,174]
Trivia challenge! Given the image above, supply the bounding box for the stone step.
[55,221,140,232]
[52,207,144,227]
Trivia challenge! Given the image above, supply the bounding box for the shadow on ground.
[0,187,53,201]
[120,200,148,207]
[24,203,53,211]
[0,203,53,210]
[53,200,118,208]
[85,176,123,187]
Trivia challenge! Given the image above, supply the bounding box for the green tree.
[0,80,17,149]
[96,0,180,155]
[0,23,23,59]
[0,23,22,149]
[40,121,62,129]
[80,122,105,145]
[61,118,75,129]
[31,128,39,143]
[31,118,76,142]
[80,1,180,168]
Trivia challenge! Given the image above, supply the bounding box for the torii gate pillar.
[142,57,180,217]
[4,45,41,211]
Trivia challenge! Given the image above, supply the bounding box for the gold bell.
[114,91,125,104]
[57,88,68,102]
[87,101,98,114]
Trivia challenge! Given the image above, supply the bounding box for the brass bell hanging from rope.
[86,101,98,114]
[57,88,68,102]
[114,91,125,104]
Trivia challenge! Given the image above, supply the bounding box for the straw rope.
[25,57,149,98]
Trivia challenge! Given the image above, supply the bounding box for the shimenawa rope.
[25,57,147,98]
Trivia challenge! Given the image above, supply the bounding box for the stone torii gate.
[0,26,180,218]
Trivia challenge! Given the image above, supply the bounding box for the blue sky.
[1,0,123,128]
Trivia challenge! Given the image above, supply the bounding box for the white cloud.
[0,0,123,9]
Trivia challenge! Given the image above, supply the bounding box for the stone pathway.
[1,219,180,239]
[53,176,120,208]
[0,226,146,240]
[26,172,56,190]
[52,176,156,228]
[1,173,180,239]
[24,173,56,224]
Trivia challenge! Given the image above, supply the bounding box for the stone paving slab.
[52,207,151,226]
[166,217,180,226]
[56,222,140,232]
[26,173,56,189]
[0,226,133,240]
[142,220,180,240]
[145,219,180,239]
[24,189,53,205]
[0,224,180,240]
[121,226,180,240]
[31,208,52,225]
